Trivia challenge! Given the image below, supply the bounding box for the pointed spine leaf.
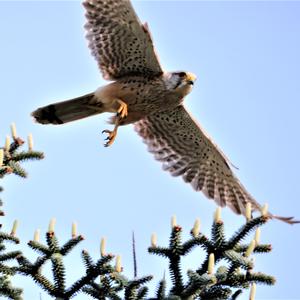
[224,250,253,270]
[60,235,84,255]
[228,216,267,248]
[51,253,66,292]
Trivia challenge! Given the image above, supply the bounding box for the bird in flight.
[32,0,297,224]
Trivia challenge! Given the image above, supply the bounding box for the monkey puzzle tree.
[0,125,275,299]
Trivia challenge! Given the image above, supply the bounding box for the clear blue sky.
[1,1,300,299]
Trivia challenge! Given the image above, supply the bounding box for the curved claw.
[101,103,126,147]
[102,129,117,147]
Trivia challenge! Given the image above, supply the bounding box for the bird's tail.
[32,92,103,125]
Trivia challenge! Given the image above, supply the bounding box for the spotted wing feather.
[83,0,163,80]
[135,105,262,216]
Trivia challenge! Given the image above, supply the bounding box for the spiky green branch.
[148,211,275,299]
[0,125,275,300]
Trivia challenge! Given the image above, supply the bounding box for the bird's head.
[164,71,197,97]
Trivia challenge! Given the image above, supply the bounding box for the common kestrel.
[32,0,297,223]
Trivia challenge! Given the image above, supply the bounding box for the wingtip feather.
[271,215,300,225]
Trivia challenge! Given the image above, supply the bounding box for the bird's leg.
[102,100,128,147]
[102,120,120,147]
[116,99,128,118]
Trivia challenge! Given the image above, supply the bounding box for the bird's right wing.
[83,0,163,80]
[135,105,298,224]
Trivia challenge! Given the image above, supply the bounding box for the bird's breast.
[104,78,183,124]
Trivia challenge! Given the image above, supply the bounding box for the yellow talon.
[102,129,117,147]
[117,100,128,118]
[102,99,127,147]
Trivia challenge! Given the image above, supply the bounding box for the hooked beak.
[186,72,197,85]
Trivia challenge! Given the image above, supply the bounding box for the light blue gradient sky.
[1,1,300,299]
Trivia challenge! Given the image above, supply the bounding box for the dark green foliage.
[82,273,153,300]
[155,278,167,299]
[0,275,23,300]
[148,216,275,299]
[0,129,44,299]
[0,128,275,299]
[18,226,153,299]
[19,216,274,299]
[0,136,44,179]
[0,200,22,299]
[0,198,4,216]
[17,232,116,299]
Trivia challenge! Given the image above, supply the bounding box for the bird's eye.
[178,72,186,78]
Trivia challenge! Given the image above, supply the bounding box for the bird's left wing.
[136,105,291,221]
[135,105,299,223]
[83,0,163,80]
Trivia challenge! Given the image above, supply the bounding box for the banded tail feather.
[32,93,103,125]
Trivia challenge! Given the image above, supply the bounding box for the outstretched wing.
[83,0,163,80]
[135,105,262,216]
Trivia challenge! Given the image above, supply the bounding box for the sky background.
[1,1,300,299]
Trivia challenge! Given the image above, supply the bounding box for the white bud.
[48,218,56,233]
[28,133,33,151]
[5,136,10,152]
[245,240,256,257]
[0,149,3,167]
[192,218,201,237]
[249,283,256,300]
[151,233,157,247]
[214,207,222,223]
[261,203,269,217]
[245,202,252,221]
[100,237,106,256]
[10,220,19,236]
[72,222,77,238]
[255,228,261,245]
[115,255,122,272]
[11,123,17,139]
[171,215,177,228]
[34,229,40,242]
[207,253,215,275]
